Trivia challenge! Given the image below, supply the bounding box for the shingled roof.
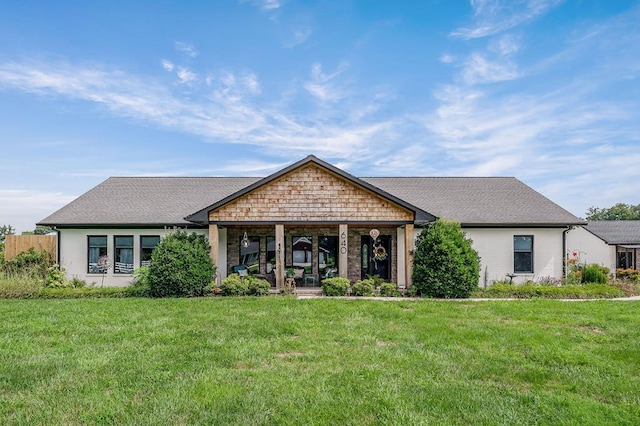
[583,221,640,245]
[39,158,583,227]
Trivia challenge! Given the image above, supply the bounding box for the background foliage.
[586,203,640,220]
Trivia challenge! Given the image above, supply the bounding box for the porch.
[214,224,415,289]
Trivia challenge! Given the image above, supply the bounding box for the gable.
[208,162,414,223]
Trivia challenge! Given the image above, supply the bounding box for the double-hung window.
[114,236,134,274]
[88,236,108,273]
[514,235,533,273]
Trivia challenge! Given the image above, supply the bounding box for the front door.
[361,235,391,280]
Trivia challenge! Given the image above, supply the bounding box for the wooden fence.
[4,234,57,261]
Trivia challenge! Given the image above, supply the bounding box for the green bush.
[129,266,151,297]
[321,277,350,296]
[45,265,67,288]
[220,273,249,296]
[379,282,401,297]
[148,232,215,297]
[616,268,640,281]
[412,219,480,298]
[476,283,623,299]
[581,264,608,284]
[351,278,376,296]
[248,277,270,296]
[3,248,55,279]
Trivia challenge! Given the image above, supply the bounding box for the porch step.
[295,287,324,296]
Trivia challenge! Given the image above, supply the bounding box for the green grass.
[1,298,639,425]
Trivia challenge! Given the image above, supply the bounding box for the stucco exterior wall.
[566,226,616,271]
[410,227,567,287]
[58,228,213,287]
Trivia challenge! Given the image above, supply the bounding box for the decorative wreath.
[373,245,387,261]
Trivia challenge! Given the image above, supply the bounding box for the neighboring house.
[567,221,640,273]
[38,155,584,288]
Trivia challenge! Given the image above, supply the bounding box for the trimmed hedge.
[475,283,624,299]
[321,277,350,296]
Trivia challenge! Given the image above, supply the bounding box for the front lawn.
[1,298,639,425]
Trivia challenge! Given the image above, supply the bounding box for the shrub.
[3,248,55,279]
[247,277,270,296]
[616,268,640,281]
[45,265,67,288]
[220,273,249,296]
[351,279,376,296]
[321,277,350,296]
[476,283,623,299]
[379,282,401,297]
[412,219,480,298]
[129,267,151,297]
[581,264,608,284]
[148,231,215,297]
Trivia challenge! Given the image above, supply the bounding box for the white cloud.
[452,0,564,40]
[304,62,349,103]
[161,59,174,71]
[0,189,76,233]
[460,53,519,84]
[176,66,197,84]
[174,41,199,58]
[440,54,455,64]
[283,27,313,48]
[0,59,397,161]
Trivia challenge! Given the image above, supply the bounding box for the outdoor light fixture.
[241,232,250,248]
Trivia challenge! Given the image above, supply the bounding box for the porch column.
[275,224,285,288]
[209,224,219,268]
[339,224,348,279]
[404,223,414,287]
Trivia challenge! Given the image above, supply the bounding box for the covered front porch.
[210,223,416,289]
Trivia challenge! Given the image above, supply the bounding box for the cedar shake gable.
[185,155,435,225]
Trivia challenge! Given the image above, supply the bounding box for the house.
[566,221,640,274]
[38,155,584,288]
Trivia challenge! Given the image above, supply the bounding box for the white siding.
[59,228,208,287]
[566,226,616,272]
[410,227,567,287]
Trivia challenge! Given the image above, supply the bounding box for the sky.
[0,0,638,233]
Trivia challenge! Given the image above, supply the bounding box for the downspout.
[54,226,61,265]
[562,226,575,280]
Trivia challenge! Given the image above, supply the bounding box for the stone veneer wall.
[226,226,398,283]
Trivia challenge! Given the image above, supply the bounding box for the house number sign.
[340,231,347,254]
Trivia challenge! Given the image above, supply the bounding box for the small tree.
[411,219,480,298]
[148,231,215,297]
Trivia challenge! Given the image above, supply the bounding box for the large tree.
[586,203,640,221]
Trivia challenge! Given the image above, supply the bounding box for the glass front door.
[361,235,391,280]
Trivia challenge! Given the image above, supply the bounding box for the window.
[114,236,134,274]
[514,235,533,273]
[88,236,107,273]
[292,236,313,274]
[319,236,338,277]
[266,236,276,273]
[617,249,636,270]
[140,235,160,267]
[240,235,260,273]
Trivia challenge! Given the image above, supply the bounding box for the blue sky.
[1,0,638,233]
